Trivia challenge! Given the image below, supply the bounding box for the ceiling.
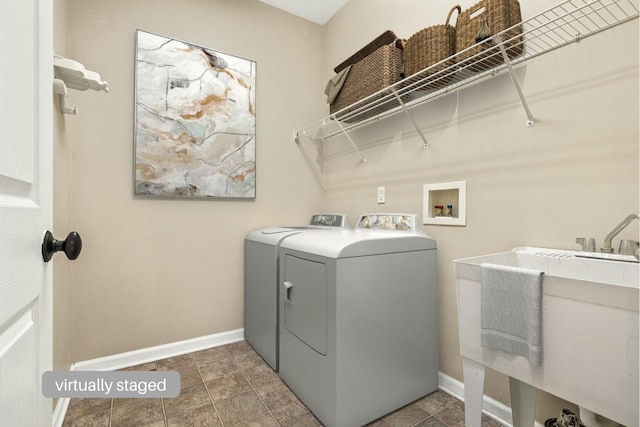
[257,0,349,25]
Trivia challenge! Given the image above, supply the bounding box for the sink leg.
[509,376,537,427]
[462,357,485,427]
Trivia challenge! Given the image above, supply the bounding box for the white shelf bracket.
[391,88,429,148]
[334,117,366,163]
[493,34,535,127]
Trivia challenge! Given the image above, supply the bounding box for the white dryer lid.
[280,228,436,258]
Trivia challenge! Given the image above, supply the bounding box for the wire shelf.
[294,0,638,144]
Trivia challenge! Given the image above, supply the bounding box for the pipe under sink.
[579,407,619,427]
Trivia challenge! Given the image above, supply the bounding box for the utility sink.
[454,247,639,427]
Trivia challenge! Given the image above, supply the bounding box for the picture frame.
[134,30,256,199]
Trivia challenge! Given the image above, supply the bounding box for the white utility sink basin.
[454,247,639,427]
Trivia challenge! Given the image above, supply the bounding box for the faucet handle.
[619,239,639,256]
[576,237,596,252]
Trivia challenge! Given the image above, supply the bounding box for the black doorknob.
[42,231,82,262]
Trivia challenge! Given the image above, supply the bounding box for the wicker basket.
[455,0,523,71]
[330,31,404,122]
[404,5,461,85]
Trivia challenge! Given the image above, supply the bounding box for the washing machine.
[278,214,438,427]
[244,214,351,370]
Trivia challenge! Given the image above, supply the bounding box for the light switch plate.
[377,186,385,204]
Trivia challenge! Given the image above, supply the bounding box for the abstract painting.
[134,30,256,198]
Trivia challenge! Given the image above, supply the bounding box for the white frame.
[423,181,467,226]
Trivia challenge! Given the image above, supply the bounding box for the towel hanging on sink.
[480,263,544,366]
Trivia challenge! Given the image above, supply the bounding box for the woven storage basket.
[330,31,404,122]
[404,5,461,86]
[455,0,523,71]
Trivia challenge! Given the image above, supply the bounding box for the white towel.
[480,263,544,367]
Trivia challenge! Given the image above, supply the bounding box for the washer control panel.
[309,214,350,228]
[356,214,420,232]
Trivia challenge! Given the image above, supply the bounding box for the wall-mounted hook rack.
[53,54,109,114]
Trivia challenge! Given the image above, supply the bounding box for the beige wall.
[53,0,639,422]
[55,0,325,363]
[318,0,639,419]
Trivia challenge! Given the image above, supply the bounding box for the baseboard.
[52,328,244,427]
[438,370,514,426]
[438,371,546,427]
[52,393,71,427]
[73,328,244,372]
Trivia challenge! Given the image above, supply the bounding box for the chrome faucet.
[601,213,639,254]
[575,237,596,252]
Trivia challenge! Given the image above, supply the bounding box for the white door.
[0,0,54,425]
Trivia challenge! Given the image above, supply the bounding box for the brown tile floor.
[63,340,503,427]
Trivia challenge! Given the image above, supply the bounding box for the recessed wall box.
[423,181,466,226]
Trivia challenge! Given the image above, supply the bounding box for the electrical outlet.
[377,186,386,204]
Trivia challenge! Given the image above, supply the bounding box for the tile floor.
[62,340,503,427]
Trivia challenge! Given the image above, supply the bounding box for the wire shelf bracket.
[494,34,536,127]
[391,88,430,148]
[334,118,366,162]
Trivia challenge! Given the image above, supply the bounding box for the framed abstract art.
[134,30,256,198]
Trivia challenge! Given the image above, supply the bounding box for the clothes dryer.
[244,214,350,370]
[278,214,438,427]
